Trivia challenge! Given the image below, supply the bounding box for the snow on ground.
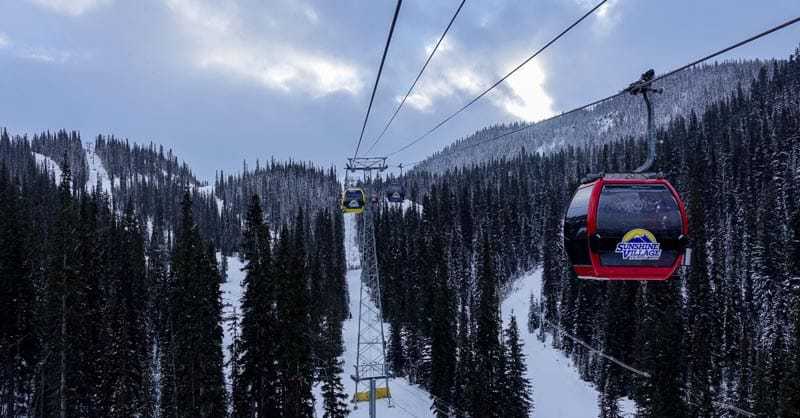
[34,145,113,197]
[313,213,435,418]
[534,139,565,156]
[33,152,62,181]
[387,198,422,214]
[312,266,437,418]
[321,212,633,417]
[197,184,225,216]
[596,114,616,134]
[502,271,636,417]
[218,210,629,417]
[344,214,361,270]
[219,253,246,390]
[84,143,113,195]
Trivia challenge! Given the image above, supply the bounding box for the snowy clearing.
[313,212,632,417]
[220,253,246,391]
[85,143,113,195]
[387,198,422,214]
[312,266,437,418]
[33,152,62,181]
[502,271,636,417]
[220,212,629,417]
[313,213,436,418]
[345,214,361,270]
[197,184,225,216]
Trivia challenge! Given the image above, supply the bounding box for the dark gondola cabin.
[386,184,405,203]
[341,188,366,214]
[564,174,688,280]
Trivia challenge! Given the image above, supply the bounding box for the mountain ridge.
[414,58,771,174]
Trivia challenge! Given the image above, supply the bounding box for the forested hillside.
[212,161,342,253]
[372,49,800,417]
[415,60,767,174]
[2,33,799,418]
[3,0,800,417]
[0,132,349,416]
[1,132,341,254]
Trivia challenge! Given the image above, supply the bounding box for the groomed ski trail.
[313,213,435,418]
[314,212,636,417]
[501,271,636,417]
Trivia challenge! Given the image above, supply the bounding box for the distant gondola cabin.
[341,188,366,214]
[386,184,405,203]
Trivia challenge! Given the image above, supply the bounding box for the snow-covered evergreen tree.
[502,315,533,418]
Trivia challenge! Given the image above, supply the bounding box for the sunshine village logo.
[615,228,662,261]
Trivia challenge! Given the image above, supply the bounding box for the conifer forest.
[2,2,800,417]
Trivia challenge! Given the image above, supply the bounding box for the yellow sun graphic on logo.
[621,228,657,243]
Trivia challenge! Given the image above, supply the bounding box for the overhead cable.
[386,0,609,157]
[353,0,404,160]
[404,14,800,163]
[366,0,467,154]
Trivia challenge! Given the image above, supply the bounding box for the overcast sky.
[1,0,799,179]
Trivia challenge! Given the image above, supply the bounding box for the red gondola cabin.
[563,174,689,281]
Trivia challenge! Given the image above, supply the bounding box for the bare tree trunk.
[190,362,196,414]
[60,293,67,418]
[171,318,178,418]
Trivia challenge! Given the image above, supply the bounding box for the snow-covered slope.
[220,254,246,391]
[220,213,629,417]
[416,60,767,173]
[502,271,635,417]
[32,145,114,197]
[326,212,635,417]
[197,184,225,217]
[219,217,436,417]
[313,264,437,417]
[313,214,436,418]
[344,213,361,270]
[85,143,113,195]
[33,152,62,181]
[386,198,422,214]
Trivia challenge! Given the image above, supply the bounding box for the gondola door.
[588,179,687,280]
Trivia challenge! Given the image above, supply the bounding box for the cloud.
[24,52,58,62]
[402,37,554,122]
[302,4,319,24]
[424,37,453,56]
[0,32,78,64]
[574,0,620,33]
[574,0,614,16]
[405,93,433,111]
[23,49,73,63]
[28,0,111,16]
[495,61,554,122]
[401,37,484,112]
[166,0,235,36]
[199,46,362,97]
[167,0,362,97]
[403,67,484,112]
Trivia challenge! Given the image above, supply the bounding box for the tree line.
[0,137,348,417]
[229,195,349,417]
[372,189,534,417]
[372,48,800,417]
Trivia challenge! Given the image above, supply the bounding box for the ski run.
[218,212,629,417]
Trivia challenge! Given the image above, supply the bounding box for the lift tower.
[346,157,392,418]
